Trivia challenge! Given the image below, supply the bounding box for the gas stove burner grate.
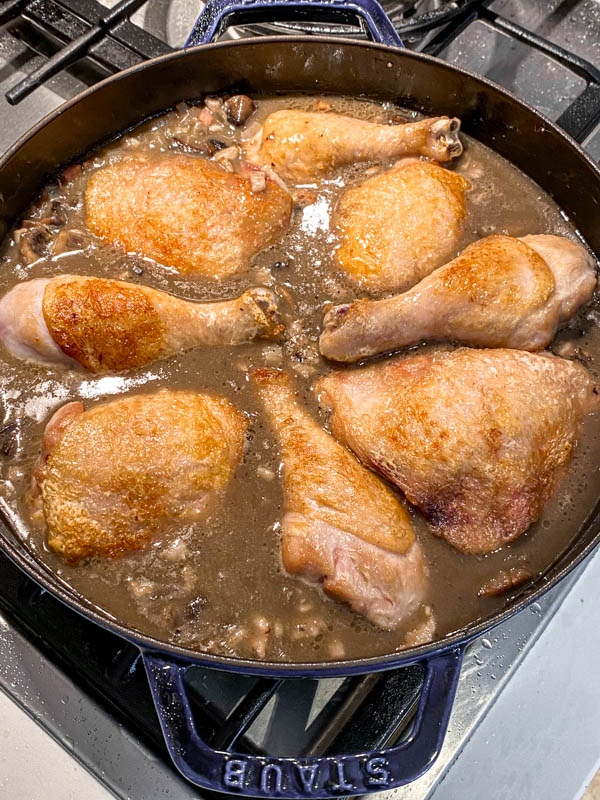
[2,0,172,104]
[389,0,482,35]
[422,3,600,143]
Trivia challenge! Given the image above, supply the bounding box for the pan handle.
[142,646,463,798]
[185,0,404,48]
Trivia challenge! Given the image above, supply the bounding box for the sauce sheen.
[0,94,597,662]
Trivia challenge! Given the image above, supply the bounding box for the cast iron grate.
[422,1,600,143]
[1,0,172,103]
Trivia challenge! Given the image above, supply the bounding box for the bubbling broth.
[0,94,598,662]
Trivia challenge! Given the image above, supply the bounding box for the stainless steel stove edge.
[0,613,201,799]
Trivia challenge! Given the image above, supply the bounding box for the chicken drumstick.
[248,110,463,183]
[320,234,597,362]
[0,275,281,373]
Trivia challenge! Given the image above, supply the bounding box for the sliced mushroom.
[53,228,89,255]
[172,132,209,154]
[0,421,19,458]
[17,224,52,264]
[169,106,216,153]
[207,138,228,154]
[478,567,533,598]
[40,199,68,227]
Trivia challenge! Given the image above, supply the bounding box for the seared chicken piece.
[321,234,597,361]
[251,368,429,632]
[0,275,281,372]
[335,159,470,293]
[317,349,598,554]
[36,389,246,562]
[85,154,292,278]
[248,110,463,183]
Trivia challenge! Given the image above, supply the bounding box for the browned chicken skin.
[37,389,247,563]
[0,276,281,372]
[251,368,430,633]
[334,159,470,293]
[85,153,292,278]
[317,348,599,554]
[248,110,463,183]
[320,234,597,361]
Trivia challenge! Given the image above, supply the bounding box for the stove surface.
[0,2,599,799]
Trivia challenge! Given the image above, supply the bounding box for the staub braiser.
[1,0,600,796]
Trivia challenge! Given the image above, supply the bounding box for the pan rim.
[1,35,599,676]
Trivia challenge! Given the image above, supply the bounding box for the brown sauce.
[0,94,597,663]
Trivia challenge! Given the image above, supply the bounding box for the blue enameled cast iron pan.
[0,0,599,795]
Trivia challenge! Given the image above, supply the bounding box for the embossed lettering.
[364,757,391,785]
[296,763,319,793]
[331,760,354,792]
[223,759,247,789]
[261,764,284,794]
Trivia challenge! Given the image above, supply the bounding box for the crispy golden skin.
[318,349,599,554]
[43,276,166,372]
[252,368,413,556]
[251,110,463,183]
[38,390,247,562]
[433,234,555,315]
[320,234,597,361]
[85,154,292,278]
[252,368,428,631]
[334,159,469,293]
[40,275,281,372]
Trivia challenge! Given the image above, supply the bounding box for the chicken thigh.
[85,153,292,278]
[248,110,463,183]
[317,349,598,554]
[36,389,247,562]
[334,159,470,293]
[251,368,430,634]
[0,275,281,373]
[320,234,597,361]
